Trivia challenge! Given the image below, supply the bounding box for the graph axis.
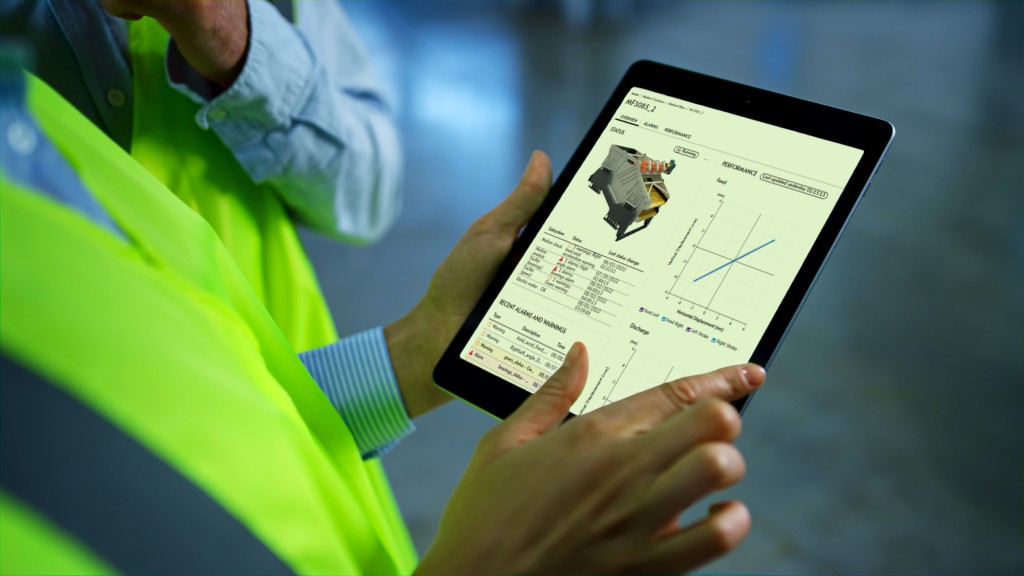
[601,346,675,407]
[666,202,787,326]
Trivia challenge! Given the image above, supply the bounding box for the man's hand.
[417,343,765,575]
[385,151,552,418]
[103,0,249,87]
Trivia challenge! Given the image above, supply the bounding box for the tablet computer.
[433,60,894,419]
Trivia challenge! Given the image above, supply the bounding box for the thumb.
[503,342,588,442]
[490,150,553,231]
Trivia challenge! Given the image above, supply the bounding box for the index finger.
[594,363,764,434]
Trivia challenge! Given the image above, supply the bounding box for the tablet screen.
[458,86,864,415]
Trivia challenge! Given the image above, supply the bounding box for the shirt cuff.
[298,327,415,459]
[167,0,315,141]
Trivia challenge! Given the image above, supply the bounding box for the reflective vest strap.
[0,354,295,575]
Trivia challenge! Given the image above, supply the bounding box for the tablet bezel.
[433,60,894,420]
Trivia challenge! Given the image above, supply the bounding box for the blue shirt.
[0,27,413,458]
[0,0,403,242]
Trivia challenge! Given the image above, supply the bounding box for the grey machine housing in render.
[588,144,676,241]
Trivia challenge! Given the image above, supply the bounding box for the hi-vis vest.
[129,17,336,353]
[0,72,416,573]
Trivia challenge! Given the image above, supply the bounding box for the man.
[1,65,763,573]
[2,2,416,552]
[0,0,401,350]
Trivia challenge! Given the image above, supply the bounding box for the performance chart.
[666,199,798,329]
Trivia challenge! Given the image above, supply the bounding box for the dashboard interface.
[460,87,863,415]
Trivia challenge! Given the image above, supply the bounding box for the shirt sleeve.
[166,0,402,244]
[298,327,415,459]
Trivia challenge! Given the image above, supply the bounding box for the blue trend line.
[693,239,776,282]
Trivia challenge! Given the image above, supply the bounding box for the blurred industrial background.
[302,1,1023,573]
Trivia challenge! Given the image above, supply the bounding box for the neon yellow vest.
[0,73,416,574]
[128,18,336,352]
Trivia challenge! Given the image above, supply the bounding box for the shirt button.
[6,120,38,155]
[208,108,227,121]
[106,88,126,108]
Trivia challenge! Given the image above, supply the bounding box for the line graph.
[667,201,796,327]
[601,343,675,407]
[693,238,776,282]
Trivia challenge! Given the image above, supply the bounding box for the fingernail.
[562,342,581,369]
[740,364,764,388]
[526,150,540,168]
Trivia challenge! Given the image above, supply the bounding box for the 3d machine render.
[588,144,676,240]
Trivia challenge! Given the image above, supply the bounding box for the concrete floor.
[302,1,1024,573]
